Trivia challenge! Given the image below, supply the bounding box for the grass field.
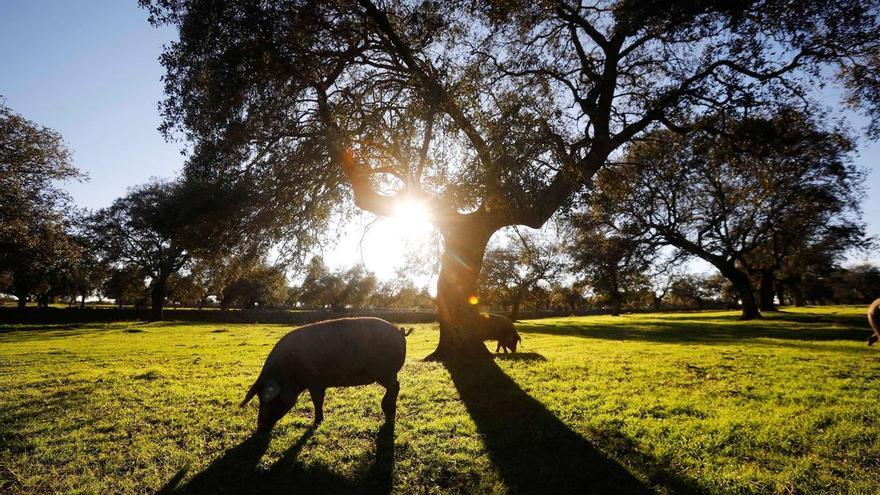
[2,307,879,494]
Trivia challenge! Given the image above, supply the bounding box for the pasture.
[2,307,880,494]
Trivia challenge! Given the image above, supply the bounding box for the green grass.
[2,307,879,494]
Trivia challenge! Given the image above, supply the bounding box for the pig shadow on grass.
[158,422,395,495]
[447,359,669,495]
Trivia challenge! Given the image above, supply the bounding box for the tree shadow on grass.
[518,311,870,346]
[158,422,396,495]
[446,358,661,494]
[585,428,706,494]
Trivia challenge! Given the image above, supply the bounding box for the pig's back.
[273,317,406,388]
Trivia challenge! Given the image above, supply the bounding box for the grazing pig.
[240,317,411,432]
[476,313,522,353]
[868,298,880,346]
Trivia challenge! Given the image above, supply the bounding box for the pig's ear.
[262,380,281,402]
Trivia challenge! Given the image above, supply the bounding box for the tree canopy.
[0,102,85,308]
[587,110,867,319]
[89,180,196,319]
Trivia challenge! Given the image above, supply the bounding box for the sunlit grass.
[2,306,879,494]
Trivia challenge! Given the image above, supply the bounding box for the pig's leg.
[309,387,326,425]
[379,377,399,423]
[495,341,501,353]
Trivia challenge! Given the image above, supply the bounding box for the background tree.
[370,276,434,309]
[296,257,334,309]
[58,226,110,309]
[220,263,288,309]
[548,283,587,314]
[90,180,194,320]
[647,265,683,311]
[774,222,872,307]
[666,274,717,310]
[167,272,209,308]
[4,221,79,308]
[566,218,652,316]
[144,0,880,359]
[479,231,562,320]
[828,264,880,304]
[591,110,864,319]
[296,257,378,310]
[102,266,148,309]
[741,144,869,312]
[0,102,84,308]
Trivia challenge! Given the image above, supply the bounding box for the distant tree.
[701,273,738,309]
[102,266,147,308]
[3,221,79,308]
[90,180,195,320]
[0,103,84,308]
[591,110,864,319]
[479,231,562,320]
[548,283,587,314]
[167,272,209,308]
[56,226,110,309]
[144,0,880,359]
[221,263,288,308]
[772,222,872,307]
[667,274,716,310]
[567,216,652,316]
[337,266,378,309]
[741,147,868,312]
[296,258,378,310]
[284,285,301,307]
[647,266,682,311]
[829,264,880,304]
[297,257,334,309]
[0,102,81,241]
[369,275,433,309]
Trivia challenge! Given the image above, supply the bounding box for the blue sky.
[0,0,184,208]
[1,0,878,271]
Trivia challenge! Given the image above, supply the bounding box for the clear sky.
[2,0,878,279]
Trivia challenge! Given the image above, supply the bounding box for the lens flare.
[393,198,432,226]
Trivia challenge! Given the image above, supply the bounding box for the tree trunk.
[758,269,777,312]
[787,280,805,307]
[775,282,786,307]
[610,294,622,316]
[510,286,525,321]
[16,294,26,310]
[220,292,232,311]
[721,266,761,320]
[80,293,86,309]
[150,276,167,321]
[425,219,495,362]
